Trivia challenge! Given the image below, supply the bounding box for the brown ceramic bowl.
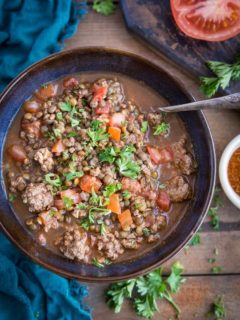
[0,48,216,282]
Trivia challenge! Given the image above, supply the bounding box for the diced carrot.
[52,140,65,153]
[35,83,57,101]
[118,209,133,229]
[79,175,102,193]
[108,126,121,141]
[107,193,121,215]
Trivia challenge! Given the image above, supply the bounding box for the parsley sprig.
[153,122,170,136]
[207,295,225,319]
[106,262,185,319]
[93,0,116,16]
[200,54,240,97]
[87,120,109,146]
[208,187,223,230]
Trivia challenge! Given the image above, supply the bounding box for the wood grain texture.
[65,7,240,319]
[121,0,240,94]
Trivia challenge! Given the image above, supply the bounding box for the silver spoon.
[158,92,240,113]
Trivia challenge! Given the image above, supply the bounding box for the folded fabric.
[0,233,92,320]
[0,0,88,91]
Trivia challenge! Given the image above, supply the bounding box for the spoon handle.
[158,92,240,113]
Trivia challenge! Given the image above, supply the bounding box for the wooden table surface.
[65,7,240,320]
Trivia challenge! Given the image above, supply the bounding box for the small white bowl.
[219,135,240,209]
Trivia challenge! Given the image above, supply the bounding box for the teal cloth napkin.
[0,0,88,91]
[0,1,91,319]
[0,233,91,320]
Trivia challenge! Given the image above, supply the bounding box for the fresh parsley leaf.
[93,0,116,16]
[66,131,77,138]
[56,112,63,120]
[188,233,201,246]
[211,266,223,274]
[70,118,80,127]
[208,188,223,230]
[143,227,150,236]
[208,258,216,264]
[89,207,111,216]
[99,146,117,163]
[166,261,185,293]
[53,128,61,138]
[103,183,122,197]
[99,222,107,235]
[120,145,136,158]
[63,196,74,210]
[45,173,62,188]
[153,122,170,136]
[208,296,226,319]
[141,121,148,133]
[200,55,240,97]
[76,203,88,209]
[89,188,102,206]
[158,183,166,189]
[116,157,140,179]
[87,120,109,146]
[9,193,17,202]
[122,190,131,199]
[60,101,72,112]
[63,171,83,181]
[92,258,105,268]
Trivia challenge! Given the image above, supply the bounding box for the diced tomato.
[107,194,121,215]
[118,209,133,229]
[63,77,79,89]
[95,101,111,114]
[121,177,141,194]
[156,191,170,212]
[108,126,121,141]
[21,120,41,138]
[79,175,102,193]
[92,84,107,102]
[109,113,126,128]
[52,140,65,153]
[147,145,173,165]
[54,198,64,210]
[60,189,81,204]
[35,83,57,101]
[7,144,27,162]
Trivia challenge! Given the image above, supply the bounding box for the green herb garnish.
[200,54,240,97]
[188,233,201,247]
[92,258,105,268]
[122,190,131,199]
[56,112,63,120]
[53,128,61,138]
[116,157,140,179]
[106,261,185,318]
[9,193,17,202]
[142,227,150,236]
[99,146,118,163]
[87,120,109,146]
[120,145,136,158]
[45,173,62,188]
[63,196,74,210]
[208,188,223,230]
[211,266,223,274]
[153,122,170,136]
[70,118,80,127]
[208,258,216,264]
[60,101,72,112]
[141,121,148,133]
[77,203,88,210]
[93,0,116,16]
[208,295,225,319]
[63,171,83,181]
[67,131,77,138]
[103,183,122,197]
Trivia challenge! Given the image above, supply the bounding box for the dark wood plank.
[121,0,240,94]
[87,276,240,319]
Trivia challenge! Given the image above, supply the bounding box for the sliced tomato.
[63,77,79,89]
[171,0,240,41]
[95,101,111,114]
[35,83,57,101]
[92,84,107,102]
[109,113,126,127]
[121,177,141,194]
[147,145,173,165]
[79,175,102,193]
[156,191,171,212]
[21,120,41,138]
[60,189,81,204]
[52,140,65,153]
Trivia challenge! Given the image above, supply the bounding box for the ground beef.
[172,138,197,175]
[165,175,192,202]
[147,112,163,126]
[97,233,124,261]
[22,183,53,212]
[34,148,54,172]
[58,228,90,262]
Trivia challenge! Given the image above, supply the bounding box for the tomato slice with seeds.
[171,0,240,41]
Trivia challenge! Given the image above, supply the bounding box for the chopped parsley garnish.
[80,212,95,230]
[122,190,131,199]
[63,196,74,210]
[159,183,166,189]
[188,233,201,247]
[120,145,136,158]
[87,120,109,146]
[211,266,223,274]
[98,221,107,235]
[103,183,122,197]
[135,203,143,210]
[63,171,83,181]
[45,173,62,188]
[76,203,88,210]
[81,98,88,107]
[116,157,140,179]
[208,296,226,319]
[60,101,72,112]
[53,128,61,138]
[208,258,216,264]
[208,188,223,230]
[9,193,17,202]
[89,189,102,206]
[70,118,80,127]
[153,122,170,136]
[56,112,63,120]
[66,131,77,138]
[141,121,148,133]
[92,0,116,16]
[106,261,185,318]
[99,146,117,163]
[89,207,111,216]
[142,227,150,236]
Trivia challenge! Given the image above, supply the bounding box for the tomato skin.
[92,85,107,102]
[156,191,171,212]
[35,83,57,101]
[7,144,27,162]
[79,175,102,193]
[147,145,173,165]
[170,0,240,42]
[63,77,79,89]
